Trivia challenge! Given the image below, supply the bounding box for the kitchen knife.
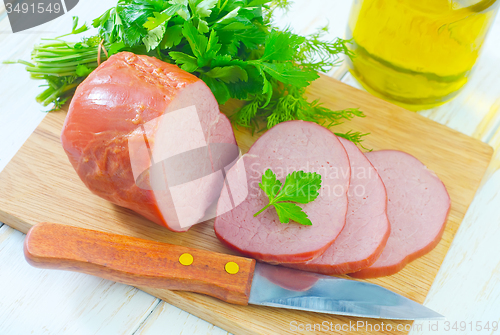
[24,222,443,320]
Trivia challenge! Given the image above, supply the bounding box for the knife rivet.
[179,253,193,266]
[225,262,239,274]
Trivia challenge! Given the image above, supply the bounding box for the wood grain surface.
[0,75,493,335]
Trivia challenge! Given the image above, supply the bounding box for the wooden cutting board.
[0,75,492,335]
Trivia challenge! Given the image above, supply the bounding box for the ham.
[286,137,390,275]
[214,121,351,264]
[350,150,451,278]
[61,52,237,232]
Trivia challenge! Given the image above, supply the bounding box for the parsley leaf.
[143,24,166,51]
[182,21,207,59]
[75,64,93,77]
[217,6,241,24]
[191,0,218,18]
[205,66,248,83]
[196,19,210,33]
[254,169,321,226]
[274,202,311,225]
[161,25,184,49]
[255,62,319,88]
[273,170,322,203]
[261,29,305,62]
[200,75,231,104]
[169,51,198,72]
[143,12,171,30]
[259,168,282,202]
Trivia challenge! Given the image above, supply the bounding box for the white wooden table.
[0,1,499,334]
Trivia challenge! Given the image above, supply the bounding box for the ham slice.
[258,263,319,291]
[350,150,451,278]
[214,121,350,264]
[286,137,390,275]
[61,52,237,232]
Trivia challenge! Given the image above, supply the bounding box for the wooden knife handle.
[24,222,256,305]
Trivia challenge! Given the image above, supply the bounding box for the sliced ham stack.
[61,52,237,232]
[350,150,451,278]
[214,121,351,264]
[285,138,390,275]
[214,128,451,277]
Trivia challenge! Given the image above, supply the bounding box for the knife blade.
[24,222,443,320]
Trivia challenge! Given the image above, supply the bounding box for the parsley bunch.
[10,0,367,145]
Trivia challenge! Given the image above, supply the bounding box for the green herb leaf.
[274,202,312,226]
[274,170,322,203]
[200,75,231,104]
[193,0,218,18]
[182,21,207,59]
[56,16,89,39]
[92,8,112,29]
[171,1,191,20]
[254,169,321,225]
[226,65,265,100]
[197,19,210,33]
[205,30,222,59]
[259,168,282,202]
[217,6,241,24]
[248,0,272,6]
[205,66,248,83]
[142,24,166,51]
[261,29,305,62]
[256,62,319,88]
[75,64,93,77]
[161,25,184,49]
[72,16,89,34]
[143,12,171,30]
[108,41,127,55]
[170,51,199,72]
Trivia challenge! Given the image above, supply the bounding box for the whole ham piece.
[286,137,390,275]
[350,150,451,278]
[61,52,237,232]
[214,121,351,264]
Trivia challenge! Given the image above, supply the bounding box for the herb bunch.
[10,0,367,144]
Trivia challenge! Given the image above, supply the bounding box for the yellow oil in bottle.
[346,0,499,110]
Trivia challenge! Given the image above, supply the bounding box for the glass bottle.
[346,0,499,110]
